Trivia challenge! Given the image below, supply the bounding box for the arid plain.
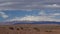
[0,24,60,34]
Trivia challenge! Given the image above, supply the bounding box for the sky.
[0,0,60,22]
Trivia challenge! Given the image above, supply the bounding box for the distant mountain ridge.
[13,21,60,25]
[1,21,60,25]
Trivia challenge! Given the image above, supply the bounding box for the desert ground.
[0,24,60,34]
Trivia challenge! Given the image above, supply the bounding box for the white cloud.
[20,9,33,11]
[0,12,8,18]
[39,10,60,17]
[45,4,60,8]
[6,15,60,22]
[0,0,59,10]
[39,10,47,16]
[0,2,59,10]
[0,2,20,6]
[52,13,60,16]
[6,10,60,22]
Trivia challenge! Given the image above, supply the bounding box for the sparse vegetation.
[20,27,24,30]
[0,24,60,34]
[33,27,40,31]
[45,30,52,32]
[9,27,14,30]
[17,28,19,30]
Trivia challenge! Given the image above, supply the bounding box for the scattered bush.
[33,27,40,31]
[20,27,24,30]
[9,27,14,30]
[45,30,52,32]
[17,28,19,30]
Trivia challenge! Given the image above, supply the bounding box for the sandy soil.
[0,24,60,34]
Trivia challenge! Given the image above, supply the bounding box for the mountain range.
[0,21,60,25]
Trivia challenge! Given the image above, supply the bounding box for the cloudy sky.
[0,0,60,22]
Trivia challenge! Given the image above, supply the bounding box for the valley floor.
[0,24,60,34]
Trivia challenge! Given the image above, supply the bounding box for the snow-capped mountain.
[1,21,60,25]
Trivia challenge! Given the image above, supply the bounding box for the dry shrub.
[20,27,24,30]
[9,27,14,30]
[45,30,52,32]
[17,28,19,30]
[33,27,40,31]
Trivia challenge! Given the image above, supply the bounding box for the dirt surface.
[0,24,60,34]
